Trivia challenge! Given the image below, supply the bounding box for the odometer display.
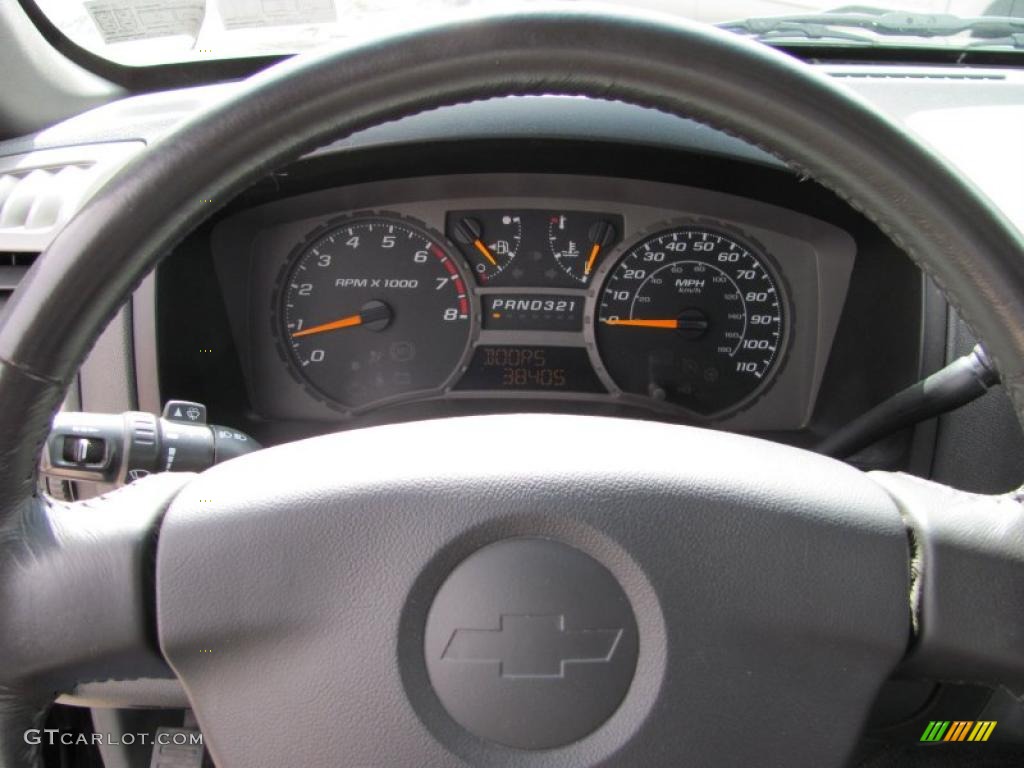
[595,226,786,416]
[454,346,606,393]
[275,214,472,409]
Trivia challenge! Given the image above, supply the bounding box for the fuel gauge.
[449,212,522,284]
[548,214,618,284]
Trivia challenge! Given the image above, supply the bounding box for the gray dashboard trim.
[78,305,137,414]
[213,174,855,431]
[0,1,121,138]
[57,678,188,710]
[133,272,162,417]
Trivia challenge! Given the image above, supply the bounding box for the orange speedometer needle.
[584,243,601,275]
[603,318,679,329]
[291,313,363,337]
[472,239,498,267]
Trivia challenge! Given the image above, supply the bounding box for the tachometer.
[275,214,473,409]
[594,225,786,416]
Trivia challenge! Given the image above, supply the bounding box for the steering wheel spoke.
[0,473,191,764]
[871,472,1024,688]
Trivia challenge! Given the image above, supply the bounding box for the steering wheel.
[3,9,1024,767]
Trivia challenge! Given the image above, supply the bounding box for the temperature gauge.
[548,214,618,284]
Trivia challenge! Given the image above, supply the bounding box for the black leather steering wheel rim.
[2,8,1024,767]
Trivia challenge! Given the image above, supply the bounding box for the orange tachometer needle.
[291,313,363,338]
[584,243,601,276]
[291,301,392,338]
[473,239,498,267]
[603,318,679,329]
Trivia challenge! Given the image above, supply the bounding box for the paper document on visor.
[84,0,205,43]
[218,0,337,30]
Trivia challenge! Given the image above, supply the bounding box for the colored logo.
[442,614,622,678]
[920,721,997,742]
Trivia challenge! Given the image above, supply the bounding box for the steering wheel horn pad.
[156,416,908,766]
[2,8,1024,767]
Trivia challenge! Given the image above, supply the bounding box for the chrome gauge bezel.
[270,210,481,416]
[583,217,793,421]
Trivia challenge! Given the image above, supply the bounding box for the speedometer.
[594,225,786,416]
[274,213,473,410]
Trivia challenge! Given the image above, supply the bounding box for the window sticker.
[84,0,205,43]
[217,0,336,30]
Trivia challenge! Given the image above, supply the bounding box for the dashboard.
[3,59,1022,736]
[0,76,969,464]
[0,16,1019,751]
[210,173,855,431]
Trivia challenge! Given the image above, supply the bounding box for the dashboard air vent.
[0,251,39,325]
[0,164,92,230]
[0,142,143,253]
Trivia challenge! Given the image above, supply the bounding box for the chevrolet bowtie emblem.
[441,614,623,678]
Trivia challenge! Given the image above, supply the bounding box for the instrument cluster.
[212,174,855,430]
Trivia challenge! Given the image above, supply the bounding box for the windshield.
[34,1,1022,66]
